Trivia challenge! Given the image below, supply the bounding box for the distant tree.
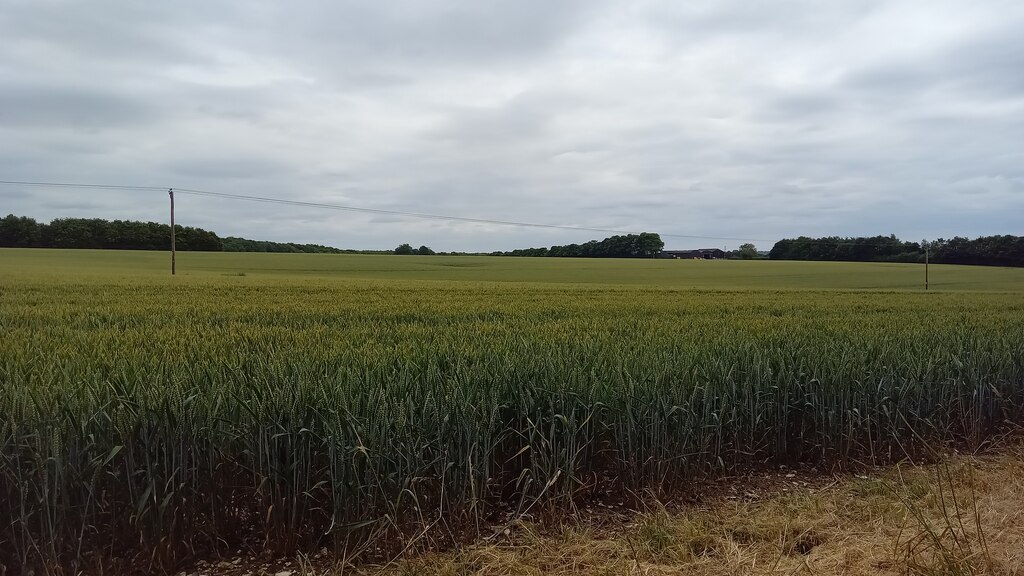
[394,243,415,255]
[768,234,1024,267]
[416,245,435,255]
[0,214,43,247]
[222,236,341,253]
[0,214,365,253]
[637,232,665,257]
[175,225,223,251]
[738,243,757,260]
[499,232,665,259]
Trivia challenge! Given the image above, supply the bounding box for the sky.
[1,0,1022,252]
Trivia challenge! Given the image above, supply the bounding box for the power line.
[0,179,943,249]
[0,179,167,192]
[174,187,768,242]
[0,179,770,243]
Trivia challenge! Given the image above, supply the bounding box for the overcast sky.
[1,0,1021,251]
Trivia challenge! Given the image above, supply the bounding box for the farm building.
[660,248,727,259]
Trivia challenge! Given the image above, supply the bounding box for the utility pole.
[169,188,176,276]
[924,245,929,291]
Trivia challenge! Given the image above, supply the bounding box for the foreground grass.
[374,446,1024,576]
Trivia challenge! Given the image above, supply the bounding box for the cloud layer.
[2,0,1021,251]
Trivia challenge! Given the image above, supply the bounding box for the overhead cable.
[1,179,769,242]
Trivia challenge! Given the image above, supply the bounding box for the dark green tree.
[496,232,665,259]
[394,243,415,255]
[768,234,1024,266]
[0,214,43,247]
[738,243,757,260]
[637,232,665,257]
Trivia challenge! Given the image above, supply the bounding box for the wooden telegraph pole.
[169,188,176,275]
[925,244,929,291]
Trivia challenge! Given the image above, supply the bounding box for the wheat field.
[1,249,1023,572]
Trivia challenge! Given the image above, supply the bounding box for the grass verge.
[310,443,1024,575]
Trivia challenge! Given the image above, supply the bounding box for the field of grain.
[5,247,1024,290]
[1,249,1023,573]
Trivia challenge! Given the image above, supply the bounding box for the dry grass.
[333,446,1024,576]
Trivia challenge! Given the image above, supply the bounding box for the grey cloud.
[163,155,293,180]
[262,1,601,70]
[757,92,844,123]
[0,189,30,201]
[840,26,1024,101]
[0,0,1021,251]
[41,199,99,212]
[428,97,556,148]
[0,84,157,129]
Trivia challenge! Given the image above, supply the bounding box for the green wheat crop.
[1,252,1023,572]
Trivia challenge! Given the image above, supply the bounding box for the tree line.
[7,213,1016,267]
[492,232,665,258]
[0,214,222,251]
[0,214,346,253]
[769,234,1024,267]
[394,243,436,255]
[222,237,344,254]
